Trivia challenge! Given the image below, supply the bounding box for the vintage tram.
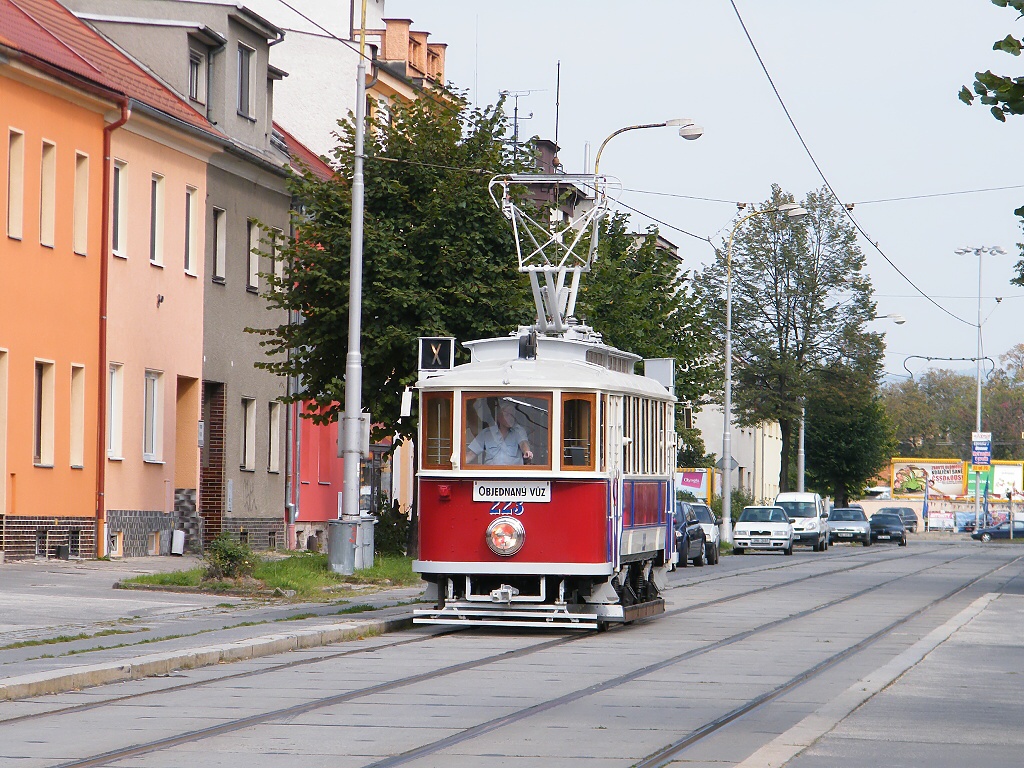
[412,174,679,629]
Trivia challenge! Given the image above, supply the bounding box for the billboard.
[966,461,1024,498]
[677,468,712,503]
[891,459,966,498]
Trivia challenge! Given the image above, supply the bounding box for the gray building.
[67,0,293,550]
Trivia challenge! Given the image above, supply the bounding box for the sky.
[381,0,1024,383]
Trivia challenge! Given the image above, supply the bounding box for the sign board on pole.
[971,431,992,468]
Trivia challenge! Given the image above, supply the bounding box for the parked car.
[674,502,708,567]
[878,506,919,533]
[774,492,830,551]
[869,512,908,546]
[971,520,1024,542]
[733,506,794,556]
[690,502,721,565]
[828,507,871,546]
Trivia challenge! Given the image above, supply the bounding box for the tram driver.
[467,400,534,465]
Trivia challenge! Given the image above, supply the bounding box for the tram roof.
[418,334,674,399]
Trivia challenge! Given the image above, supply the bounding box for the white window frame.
[271,227,284,282]
[73,152,89,255]
[33,359,55,466]
[39,141,55,248]
[143,369,163,462]
[268,400,281,473]
[184,185,198,275]
[70,364,85,468]
[188,48,206,104]
[240,397,256,470]
[237,43,255,117]
[149,173,164,266]
[107,362,124,459]
[212,207,226,281]
[7,130,25,240]
[246,219,259,291]
[112,159,127,257]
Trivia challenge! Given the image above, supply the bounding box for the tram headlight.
[485,516,525,557]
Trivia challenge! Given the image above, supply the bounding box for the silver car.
[827,507,871,546]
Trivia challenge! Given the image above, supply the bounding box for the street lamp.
[954,245,1006,528]
[721,203,807,544]
[874,313,906,325]
[592,118,703,176]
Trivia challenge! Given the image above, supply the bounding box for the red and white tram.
[413,327,677,629]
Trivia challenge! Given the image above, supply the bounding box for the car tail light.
[486,516,525,556]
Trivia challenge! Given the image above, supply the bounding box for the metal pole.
[797,406,805,493]
[975,252,982,531]
[722,231,735,544]
[336,0,369,574]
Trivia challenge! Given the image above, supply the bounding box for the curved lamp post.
[954,245,1006,529]
[593,118,703,177]
[721,203,807,544]
[875,313,906,325]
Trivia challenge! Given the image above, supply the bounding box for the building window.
[39,141,55,247]
[73,153,89,255]
[107,363,123,458]
[143,369,162,461]
[212,207,226,281]
[237,44,254,117]
[246,219,259,291]
[7,130,24,240]
[240,397,256,470]
[70,364,85,468]
[33,360,54,466]
[112,160,127,257]
[268,401,281,472]
[184,186,197,274]
[149,174,164,265]
[271,227,284,283]
[188,49,206,103]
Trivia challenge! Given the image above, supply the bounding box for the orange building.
[0,0,220,559]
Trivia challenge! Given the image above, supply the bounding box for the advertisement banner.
[677,468,712,503]
[967,461,1024,498]
[891,459,965,498]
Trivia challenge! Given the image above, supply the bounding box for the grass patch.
[0,628,136,651]
[351,555,418,586]
[336,604,376,614]
[275,613,317,622]
[123,569,204,587]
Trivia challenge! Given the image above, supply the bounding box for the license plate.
[838,532,852,537]
[752,537,769,544]
[878,534,890,540]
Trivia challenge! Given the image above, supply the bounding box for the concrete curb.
[0,614,413,702]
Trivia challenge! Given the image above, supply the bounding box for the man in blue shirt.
[468,402,534,465]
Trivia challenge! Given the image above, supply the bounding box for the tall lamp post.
[592,118,703,177]
[722,203,807,544]
[954,245,1006,529]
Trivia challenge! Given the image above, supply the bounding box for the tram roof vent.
[644,358,675,395]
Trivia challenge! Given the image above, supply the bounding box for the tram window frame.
[599,395,607,472]
[421,392,453,470]
[561,393,596,471]
[462,392,551,470]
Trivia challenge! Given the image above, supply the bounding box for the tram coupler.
[490,584,520,603]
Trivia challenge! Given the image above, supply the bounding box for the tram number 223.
[490,501,524,516]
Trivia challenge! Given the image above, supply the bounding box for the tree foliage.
[693,185,880,492]
[959,0,1024,284]
[252,93,532,441]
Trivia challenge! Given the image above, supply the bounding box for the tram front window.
[464,394,549,468]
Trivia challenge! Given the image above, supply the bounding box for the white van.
[773,492,830,551]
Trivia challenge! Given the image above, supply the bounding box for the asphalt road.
[2,538,1021,767]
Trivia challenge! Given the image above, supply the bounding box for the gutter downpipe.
[96,99,131,557]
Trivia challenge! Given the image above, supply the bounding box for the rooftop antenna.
[554,61,561,167]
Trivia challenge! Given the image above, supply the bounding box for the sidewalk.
[0,556,424,701]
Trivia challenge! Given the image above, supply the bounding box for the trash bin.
[327,519,358,575]
[55,544,70,560]
[355,513,377,570]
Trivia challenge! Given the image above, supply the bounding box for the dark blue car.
[673,502,708,568]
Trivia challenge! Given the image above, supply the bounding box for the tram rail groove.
[40,548,991,768]
[3,545,946,725]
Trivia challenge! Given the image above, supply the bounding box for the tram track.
[36,547,997,768]
[2,545,944,727]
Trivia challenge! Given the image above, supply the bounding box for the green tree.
[252,93,532,441]
[959,0,1024,284]
[694,185,877,492]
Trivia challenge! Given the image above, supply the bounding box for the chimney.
[426,42,447,83]
[381,18,411,65]
[408,30,429,76]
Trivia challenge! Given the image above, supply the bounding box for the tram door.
[606,394,624,570]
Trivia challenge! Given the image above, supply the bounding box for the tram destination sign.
[474,481,551,503]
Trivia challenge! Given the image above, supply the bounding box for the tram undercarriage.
[413,559,668,630]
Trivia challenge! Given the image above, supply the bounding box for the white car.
[774,491,830,551]
[690,502,721,564]
[733,506,794,556]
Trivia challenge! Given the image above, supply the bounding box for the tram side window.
[422,392,453,469]
[562,394,595,470]
[464,394,550,468]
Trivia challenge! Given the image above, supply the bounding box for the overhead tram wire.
[728,0,974,328]
[850,183,1024,206]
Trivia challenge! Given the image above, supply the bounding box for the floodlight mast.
[489,174,614,334]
